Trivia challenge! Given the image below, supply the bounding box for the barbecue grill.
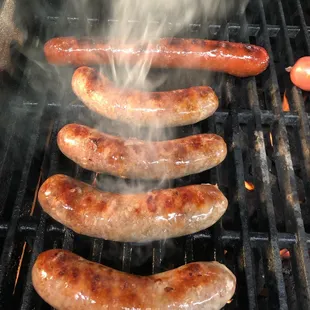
[0,0,309,309]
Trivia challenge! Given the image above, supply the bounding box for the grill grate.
[0,0,310,309]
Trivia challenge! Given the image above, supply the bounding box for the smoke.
[7,0,250,184]
[7,0,250,250]
[104,0,249,90]
[36,0,249,193]
[87,0,246,192]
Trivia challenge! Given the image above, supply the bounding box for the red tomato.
[289,56,310,91]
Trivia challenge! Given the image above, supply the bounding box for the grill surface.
[0,0,310,309]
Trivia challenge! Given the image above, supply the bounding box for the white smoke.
[104,0,249,90]
[73,0,250,190]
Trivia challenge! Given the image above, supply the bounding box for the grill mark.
[146,195,157,212]
[173,144,187,162]
[71,125,89,138]
[89,269,102,293]
[72,267,79,279]
[164,287,174,292]
[190,135,203,148]
[164,196,173,209]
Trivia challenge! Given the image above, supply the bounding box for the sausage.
[38,174,228,242]
[72,66,219,127]
[44,37,269,77]
[32,249,236,310]
[57,124,227,180]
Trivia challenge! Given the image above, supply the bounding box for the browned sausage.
[57,124,227,180]
[72,66,219,127]
[32,249,236,310]
[44,37,269,77]
[38,174,228,242]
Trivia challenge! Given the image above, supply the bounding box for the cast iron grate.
[0,0,310,309]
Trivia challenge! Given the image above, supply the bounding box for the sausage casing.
[57,124,227,180]
[72,66,219,127]
[38,174,228,242]
[32,249,236,310]
[45,37,269,77]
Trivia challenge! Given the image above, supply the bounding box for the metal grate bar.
[147,226,163,274]
[207,116,224,263]
[90,238,104,263]
[122,243,133,273]
[0,219,306,246]
[207,8,229,269]
[295,0,310,54]
[0,107,19,217]
[88,171,105,264]
[224,75,258,308]
[20,213,48,310]
[239,10,289,309]
[276,0,310,204]
[16,103,310,126]
[152,240,164,274]
[257,0,310,308]
[19,115,63,310]
[0,105,47,309]
[184,236,194,264]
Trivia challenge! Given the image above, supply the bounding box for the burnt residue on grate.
[0,0,309,309]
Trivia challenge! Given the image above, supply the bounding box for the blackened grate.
[0,0,310,309]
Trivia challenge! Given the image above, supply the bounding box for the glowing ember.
[282,91,290,112]
[269,132,274,147]
[227,299,233,304]
[244,181,255,191]
[13,242,27,294]
[280,249,290,259]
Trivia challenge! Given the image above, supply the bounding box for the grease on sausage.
[57,124,227,180]
[38,174,228,242]
[72,66,219,127]
[32,249,236,310]
[45,37,269,77]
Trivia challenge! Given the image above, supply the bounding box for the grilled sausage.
[32,249,236,310]
[57,124,227,180]
[38,174,228,242]
[45,37,269,77]
[72,66,219,127]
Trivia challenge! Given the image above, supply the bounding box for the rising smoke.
[105,0,249,90]
[3,0,251,262]
[41,0,249,193]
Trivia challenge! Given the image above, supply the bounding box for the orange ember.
[280,249,291,259]
[282,91,290,112]
[227,299,233,304]
[245,181,255,191]
[269,132,274,147]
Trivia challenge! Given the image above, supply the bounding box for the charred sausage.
[32,249,236,310]
[44,37,269,77]
[57,124,227,180]
[38,174,228,242]
[72,66,219,127]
